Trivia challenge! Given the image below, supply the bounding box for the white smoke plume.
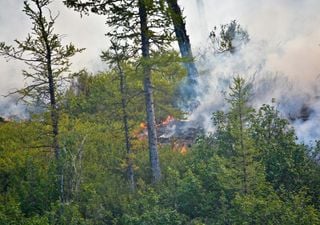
[179,0,320,144]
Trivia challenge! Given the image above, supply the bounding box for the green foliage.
[252,104,314,192]
[212,77,265,194]
[2,1,319,223]
[1,1,319,225]
[122,187,186,225]
[123,206,185,225]
[64,0,173,55]
[46,201,87,225]
[65,51,185,122]
[231,189,320,225]
[209,20,249,54]
[0,197,25,225]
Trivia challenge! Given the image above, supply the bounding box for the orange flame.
[140,122,147,129]
[171,141,188,155]
[162,115,174,125]
[180,144,187,155]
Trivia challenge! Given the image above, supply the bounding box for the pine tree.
[138,0,162,183]
[63,0,175,183]
[101,40,136,191]
[0,0,83,201]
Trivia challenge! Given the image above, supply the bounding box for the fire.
[170,140,188,155]
[138,115,174,130]
[136,114,174,142]
[180,144,187,155]
[134,117,190,155]
[161,115,174,126]
[140,122,147,129]
[131,122,148,141]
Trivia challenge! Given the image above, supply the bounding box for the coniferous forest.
[0,0,320,224]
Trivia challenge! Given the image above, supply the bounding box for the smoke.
[195,0,209,43]
[0,95,29,120]
[1,0,319,143]
[179,0,320,144]
[0,0,108,118]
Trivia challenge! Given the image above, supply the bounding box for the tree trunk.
[47,61,64,201]
[166,0,198,83]
[36,0,63,201]
[138,0,161,183]
[116,55,135,191]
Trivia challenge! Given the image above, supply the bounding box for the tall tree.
[164,0,199,109]
[138,0,162,182]
[63,0,173,183]
[102,41,136,191]
[0,0,83,201]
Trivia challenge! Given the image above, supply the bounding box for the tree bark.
[166,0,198,83]
[36,0,63,201]
[138,0,161,183]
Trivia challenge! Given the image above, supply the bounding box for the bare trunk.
[138,0,161,183]
[166,0,198,83]
[72,135,86,200]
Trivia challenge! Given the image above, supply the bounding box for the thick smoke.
[180,0,320,144]
[1,0,319,143]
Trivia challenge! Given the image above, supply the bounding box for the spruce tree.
[227,77,257,194]
[213,77,264,194]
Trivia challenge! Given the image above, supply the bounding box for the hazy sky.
[0,0,320,122]
[0,0,107,95]
[1,0,320,89]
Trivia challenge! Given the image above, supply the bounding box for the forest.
[0,0,320,224]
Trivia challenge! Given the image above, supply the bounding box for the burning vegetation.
[134,115,203,154]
